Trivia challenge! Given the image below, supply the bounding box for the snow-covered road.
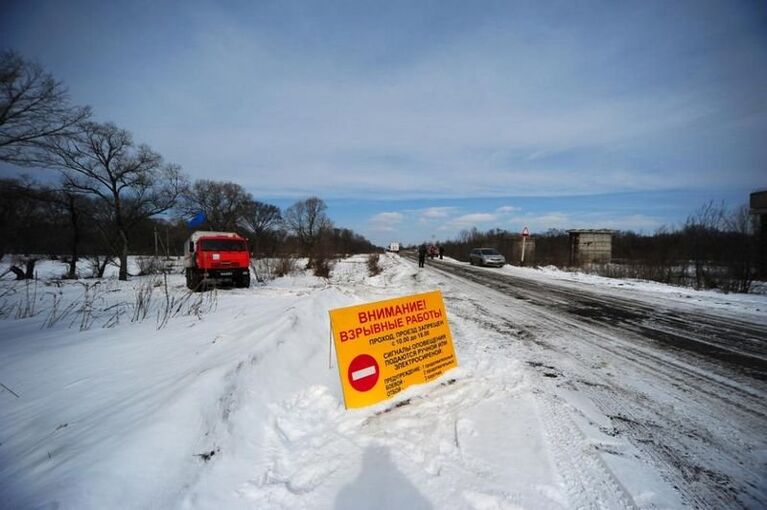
[1,254,765,509]
[415,256,767,508]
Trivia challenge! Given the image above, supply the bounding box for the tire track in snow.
[443,294,639,509]
[418,258,767,509]
[537,393,637,510]
[437,261,767,378]
[177,296,341,507]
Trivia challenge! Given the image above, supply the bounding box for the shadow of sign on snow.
[334,446,433,510]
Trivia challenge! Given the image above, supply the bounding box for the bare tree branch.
[0,50,91,164]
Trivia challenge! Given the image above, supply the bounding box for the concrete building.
[750,190,767,278]
[568,229,614,266]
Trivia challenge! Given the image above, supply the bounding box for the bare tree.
[684,201,725,289]
[240,200,282,254]
[0,50,90,164]
[37,186,92,279]
[0,177,91,279]
[58,191,86,278]
[283,197,332,259]
[180,179,252,231]
[40,121,185,280]
[0,176,44,275]
[0,177,22,261]
[723,204,757,293]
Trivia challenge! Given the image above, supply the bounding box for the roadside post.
[521,226,530,265]
[329,290,458,409]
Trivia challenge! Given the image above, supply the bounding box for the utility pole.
[521,226,530,265]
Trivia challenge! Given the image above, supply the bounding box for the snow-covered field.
[1,255,765,509]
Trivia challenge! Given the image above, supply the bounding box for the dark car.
[469,248,506,267]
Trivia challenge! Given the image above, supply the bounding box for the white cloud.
[419,207,456,220]
[504,212,571,232]
[450,213,498,228]
[369,211,405,232]
[502,212,664,234]
[372,212,404,222]
[496,205,521,214]
[585,214,664,232]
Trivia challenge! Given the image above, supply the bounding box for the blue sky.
[2,0,765,246]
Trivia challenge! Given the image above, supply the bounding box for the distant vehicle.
[388,242,400,253]
[184,231,250,290]
[469,248,506,267]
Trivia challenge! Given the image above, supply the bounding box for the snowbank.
[5,253,759,508]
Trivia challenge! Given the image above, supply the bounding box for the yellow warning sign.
[329,290,458,409]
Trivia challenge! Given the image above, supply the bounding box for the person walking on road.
[418,244,427,268]
[438,245,444,260]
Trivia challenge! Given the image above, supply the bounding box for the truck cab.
[184,231,250,290]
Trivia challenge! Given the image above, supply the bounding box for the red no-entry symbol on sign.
[347,354,380,392]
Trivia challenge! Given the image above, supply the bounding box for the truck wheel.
[188,270,203,292]
[237,273,250,288]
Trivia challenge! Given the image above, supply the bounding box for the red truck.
[184,231,250,290]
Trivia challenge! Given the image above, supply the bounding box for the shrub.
[275,256,298,277]
[312,256,334,278]
[85,255,115,278]
[367,253,382,276]
[136,256,162,275]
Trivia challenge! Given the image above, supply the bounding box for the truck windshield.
[199,239,247,251]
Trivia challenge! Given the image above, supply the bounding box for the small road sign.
[348,354,380,392]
